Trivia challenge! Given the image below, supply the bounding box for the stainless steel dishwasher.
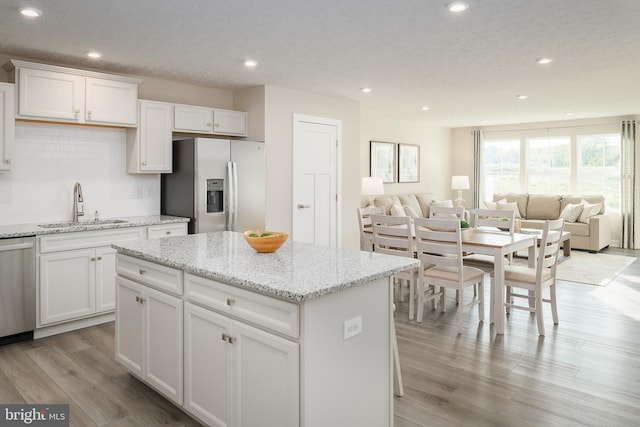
[0,236,36,345]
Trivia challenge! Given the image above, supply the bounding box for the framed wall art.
[370,140,396,183]
[398,143,420,183]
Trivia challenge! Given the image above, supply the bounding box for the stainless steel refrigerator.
[161,138,265,234]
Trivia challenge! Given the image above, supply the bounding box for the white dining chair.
[464,208,516,268]
[371,214,419,318]
[491,218,564,336]
[357,206,385,251]
[414,217,485,334]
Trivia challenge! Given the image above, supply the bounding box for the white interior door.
[292,115,341,246]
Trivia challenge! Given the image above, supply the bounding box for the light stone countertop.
[0,215,190,239]
[113,231,420,302]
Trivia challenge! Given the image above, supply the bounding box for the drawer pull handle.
[226,298,235,306]
[222,333,235,344]
[97,256,102,261]
[139,269,146,275]
[135,296,145,304]
[166,231,171,235]
[91,257,96,261]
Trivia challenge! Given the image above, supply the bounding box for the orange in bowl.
[243,230,289,253]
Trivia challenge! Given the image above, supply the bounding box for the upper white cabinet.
[126,100,173,173]
[0,83,15,172]
[4,60,141,127]
[173,104,247,136]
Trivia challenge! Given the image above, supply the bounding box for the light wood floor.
[1,248,638,426]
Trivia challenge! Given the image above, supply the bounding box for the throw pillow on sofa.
[390,203,407,217]
[403,205,421,218]
[483,198,506,210]
[560,203,584,223]
[578,200,602,223]
[431,199,453,207]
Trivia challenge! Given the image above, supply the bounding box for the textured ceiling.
[1,0,639,127]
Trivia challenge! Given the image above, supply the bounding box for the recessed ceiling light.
[516,95,528,100]
[565,112,574,116]
[244,59,257,68]
[361,87,372,93]
[448,2,469,13]
[421,106,430,111]
[19,7,42,17]
[536,57,553,65]
[480,119,489,123]
[86,51,102,59]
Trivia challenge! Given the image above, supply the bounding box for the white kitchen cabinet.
[37,227,146,327]
[116,276,184,405]
[213,108,247,136]
[147,222,188,239]
[0,82,15,172]
[4,60,140,127]
[173,104,247,136]
[183,301,299,427]
[173,104,213,133]
[126,100,173,173]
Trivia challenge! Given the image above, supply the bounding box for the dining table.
[364,225,538,334]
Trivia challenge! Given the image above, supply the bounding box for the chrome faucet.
[73,182,84,223]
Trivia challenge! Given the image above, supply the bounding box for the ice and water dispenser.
[206,179,224,213]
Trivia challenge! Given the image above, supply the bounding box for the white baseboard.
[34,312,115,339]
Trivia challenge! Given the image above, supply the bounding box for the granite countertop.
[0,215,189,239]
[113,231,419,302]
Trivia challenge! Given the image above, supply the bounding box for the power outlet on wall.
[343,315,363,340]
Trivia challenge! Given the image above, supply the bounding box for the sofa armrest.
[588,214,611,252]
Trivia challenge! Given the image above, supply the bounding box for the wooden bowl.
[243,230,289,253]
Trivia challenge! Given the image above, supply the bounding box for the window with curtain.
[480,139,520,200]
[577,134,621,211]
[526,137,571,194]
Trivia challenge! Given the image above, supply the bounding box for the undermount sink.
[38,219,129,228]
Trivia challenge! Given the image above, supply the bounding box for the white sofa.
[372,193,441,219]
[491,193,611,252]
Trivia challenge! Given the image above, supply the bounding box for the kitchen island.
[112,231,418,427]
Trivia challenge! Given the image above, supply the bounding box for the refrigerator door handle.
[231,161,239,231]
[226,161,234,231]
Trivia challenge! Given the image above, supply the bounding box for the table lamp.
[451,175,469,208]
[362,177,384,207]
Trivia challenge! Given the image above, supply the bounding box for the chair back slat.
[429,206,465,219]
[473,209,515,233]
[371,215,414,258]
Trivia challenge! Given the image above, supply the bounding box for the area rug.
[513,251,636,286]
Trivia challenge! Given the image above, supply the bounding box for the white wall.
[0,122,159,225]
[263,85,361,249]
[361,111,453,205]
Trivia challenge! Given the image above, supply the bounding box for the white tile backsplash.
[0,122,160,225]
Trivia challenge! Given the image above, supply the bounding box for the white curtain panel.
[621,120,638,249]
[473,130,483,210]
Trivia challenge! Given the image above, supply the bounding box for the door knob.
[297,204,311,209]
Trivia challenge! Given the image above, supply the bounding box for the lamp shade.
[362,176,384,196]
[451,175,470,190]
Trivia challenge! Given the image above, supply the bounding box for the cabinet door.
[85,77,138,126]
[184,303,233,427]
[0,83,14,172]
[39,249,96,325]
[145,286,184,404]
[95,246,117,313]
[232,321,299,427]
[213,109,247,136]
[115,277,144,376]
[139,100,172,172]
[174,105,213,133]
[18,67,84,121]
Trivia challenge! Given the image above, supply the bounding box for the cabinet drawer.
[184,273,299,338]
[39,227,145,253]
[117,254,183,296]
[147,223,188,239]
